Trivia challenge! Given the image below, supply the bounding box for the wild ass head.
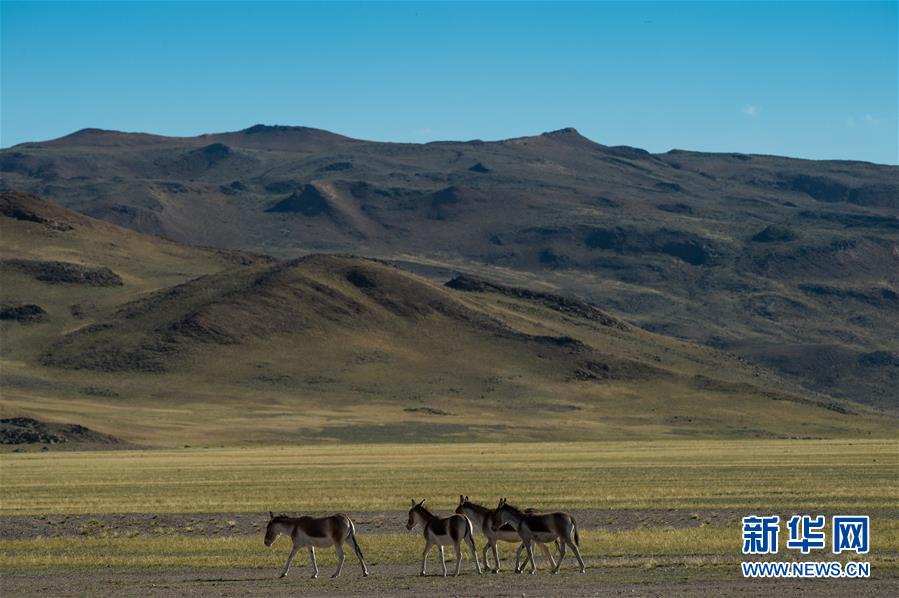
[406,498,426,530]
[489,497,517,531]
[264,511,284,546]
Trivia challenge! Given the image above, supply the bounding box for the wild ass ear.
[269,511,274,519]
[418,499,426,507]
[459,495,464,504]
[410,498,416,506]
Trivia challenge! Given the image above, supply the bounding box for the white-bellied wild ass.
[489,498,586,574]
[264,512,369,579]
[455,495,560,573]
[406,499,482,577]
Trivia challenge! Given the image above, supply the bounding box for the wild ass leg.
[279,543,301,578]
[331,543,345,578]
[481,540,491,572]
[466,530,482,574]
[566,537,586,573]
[309,546,319,578]
[453,543,462,576]
[420,541,432,576]
[553,539,566,573]
[525,539,538,575]
[514,542,535,573]
[514,542,525,573]
[348,531,369,576]
[540,543,558,570]
[491,540,501,573]
[439,545,447,577]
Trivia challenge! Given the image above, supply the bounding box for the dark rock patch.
[656,202,694,215]
[848,183,899,209]
[263,180,299,194]
[220,180,247,195]
[346,269,377,289]
[584,227,720,266]
[0,417,123,446]
[0,192,74,230]
[538,248,571,268]
[266,185,331,216]
[446,275,625,329]
[798,284,898,307]
[427,186,484,220]
[403,407,452,416]
[798,210,899,229]
[1,259,123,286]
[594,196,621,208]
[468,162,491,173]
[0,304,47,323]
[857,351,899,367]
[320,161,353,172]
[751,225,796,243]
[654,181,683,193]
[781,174,850,203]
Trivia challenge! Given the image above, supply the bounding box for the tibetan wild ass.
[406,499,482,577]
[456,495,560,573]
[264,512,369,579]
[490,498,586,574]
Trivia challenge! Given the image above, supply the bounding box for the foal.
[490,498,586,574]
[406,499,482,577]
[264,512,369,579]
[455,495,559,573]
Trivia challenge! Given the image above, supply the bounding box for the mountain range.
[1,125,896,444]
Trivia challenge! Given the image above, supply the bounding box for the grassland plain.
[1,440,897,596]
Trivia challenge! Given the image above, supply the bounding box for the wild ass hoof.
[580,568,587,574]
[310,574,318,579]
[363,571,370,577]
[529,569,537,575]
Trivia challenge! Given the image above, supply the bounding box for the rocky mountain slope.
[2,126,897,410]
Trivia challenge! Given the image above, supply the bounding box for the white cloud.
[863,114,884,125]
[741,104,759,117]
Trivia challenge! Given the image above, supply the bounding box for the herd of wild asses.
[264,496,585,579]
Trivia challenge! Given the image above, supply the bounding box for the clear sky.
[2,1,896,163]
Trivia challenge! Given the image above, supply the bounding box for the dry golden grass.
[2,439,896,515]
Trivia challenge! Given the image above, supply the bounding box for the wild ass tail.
[346,516,369,576]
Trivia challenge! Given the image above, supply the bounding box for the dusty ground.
[1,563,895,597]
[3,510,894,596]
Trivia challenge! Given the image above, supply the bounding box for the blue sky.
[2,1,896,163]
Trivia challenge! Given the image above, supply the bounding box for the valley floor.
[1,440,896,596]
